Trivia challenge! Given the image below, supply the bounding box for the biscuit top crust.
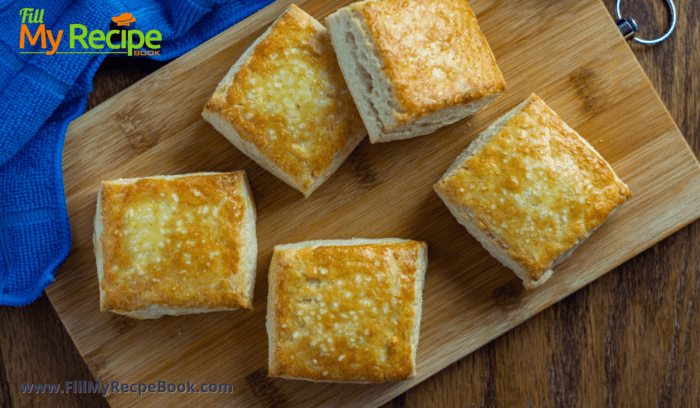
[99,173,250,312]
[434,95,632,280]
[356,0,506,125]
[204,5,363,191]
[269,241,426,383]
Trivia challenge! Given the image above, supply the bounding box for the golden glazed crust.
[434,94,632,280]
[204,5,363,192]
[356,0,506,127]
[99,173,251,313]
[268,241,427,383]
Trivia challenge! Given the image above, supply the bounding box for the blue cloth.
[0,0,273,306]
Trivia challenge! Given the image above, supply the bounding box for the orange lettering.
[46,29,62,55]
[20,24,46,49]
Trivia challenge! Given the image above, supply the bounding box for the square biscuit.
[434,94,632,289]
[326,0,506,143]
[94,172,257,319]
[266,238,428,383]
[202,4,366,197]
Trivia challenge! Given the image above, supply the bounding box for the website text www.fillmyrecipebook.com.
[20,381,235,397]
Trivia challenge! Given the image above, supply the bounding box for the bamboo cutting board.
[46,0,700,406]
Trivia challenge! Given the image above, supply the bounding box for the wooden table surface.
[1,1,698,407]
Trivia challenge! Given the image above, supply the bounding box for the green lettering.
[32,9,44,24]
[19,8,33,24]
[145,30,161,49]
[127,30,144,56]
[105,30,120,49]
[88,30,105,49]
[70,24,88,48]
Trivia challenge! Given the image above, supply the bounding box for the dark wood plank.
[1,1,697,407]
[0,57,166,408]
[0,294,110,408]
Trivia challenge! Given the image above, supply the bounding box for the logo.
[112,13,136,27]
[19,8,161,56]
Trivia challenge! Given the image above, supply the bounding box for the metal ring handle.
[615,0,677,45]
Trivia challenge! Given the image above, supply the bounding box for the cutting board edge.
[45,181,700,408]
[592,0,699,167]
[45,0,700,406]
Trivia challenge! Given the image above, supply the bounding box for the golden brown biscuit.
[94,172,257,319]
[434,94,632,289]
[266,238,428,383]
[326,0,506,142]
[202,4,365,197]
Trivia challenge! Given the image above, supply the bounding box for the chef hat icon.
[112,13,136,26]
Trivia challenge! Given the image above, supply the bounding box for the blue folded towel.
[0,0,273,306]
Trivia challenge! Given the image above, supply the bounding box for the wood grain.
[50,0,700,406]
[1,0,698,407]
